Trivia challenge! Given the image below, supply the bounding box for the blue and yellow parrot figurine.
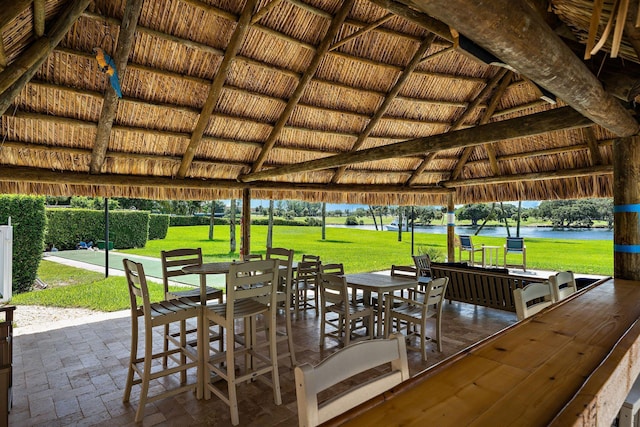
[92,47,122,98]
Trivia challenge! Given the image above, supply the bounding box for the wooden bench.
[430,262,547,312]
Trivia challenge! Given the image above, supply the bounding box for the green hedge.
[46,209,149,250]
[0,195,46,294]
[149,214,170,240]
[251,218,308,226]
[169,215,228,226]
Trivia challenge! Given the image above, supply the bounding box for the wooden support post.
[614,135,640,280]
[447,194,455,262]
[242,188,251,258]
[33,0,45,37]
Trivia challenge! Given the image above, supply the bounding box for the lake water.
[327,224,613,240]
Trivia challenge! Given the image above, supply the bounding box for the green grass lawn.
[11,225,612,312]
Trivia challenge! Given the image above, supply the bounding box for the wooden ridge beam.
[177,0,258,178]
[406,0,639,136]
[239,106,593,182]
[331,34,436,184]
[250,0,356,173]
[0,165,451,194]
[89,0,143,174]
[0,0,90,117]
[441,165,612,187]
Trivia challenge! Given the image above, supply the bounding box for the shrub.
[148,214,170,240]
[0,195,46,294]
[170,215,228,226]
[417,245,445,262]
[46,209,149,250]
[345,216,358,225]
[251,218,307,226]
[305,217,322,226]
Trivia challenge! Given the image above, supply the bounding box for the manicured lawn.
[124,225,613,276]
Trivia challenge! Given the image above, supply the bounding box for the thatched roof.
[0,0,638,205]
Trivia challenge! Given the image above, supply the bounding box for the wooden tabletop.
[329,277,640,426]
[344,273,417,293]
[182,262,234,275]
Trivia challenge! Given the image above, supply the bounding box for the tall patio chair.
[549,271,577,301]
[504,237,527,271]
[266,247,297,365]
[513,280,555,321]
[204,259,282,425]
[385,277,449,361]
[412,254,433,291]
[122,259,200,422]
[295,260,321,316]
[318,273,373,349]
[295,334,409,427]
[458,235,482,266]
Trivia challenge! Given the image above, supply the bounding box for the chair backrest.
[123,258,152,319]
[549,271,577,301]
[318,273,348,306]
[242,253,263,261]
[296,260,320,286]
[267,247,294,291]
[412,254,432,278]
[391,264,417,278]
[226,259,280,317]
[160,248,203,294]
[513,281,555,321]
[423,277,448,308]
[302,254,321,263]
[505,237,525,253]
[295,334,409,426]
[459,235,473,249]
[320,263,344,275]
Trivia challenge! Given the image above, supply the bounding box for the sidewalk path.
[43,250,226,287]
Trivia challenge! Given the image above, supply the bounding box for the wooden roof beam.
[249,0,356,173]
[450,71,513,180]
[88,0,143,174]
[329,13,394,51]
[331,34,435,184]
[0,0,90,117]
[441,165,612,188]
[0,165,451,195]
[251,0,285,24]
[176,0,258,179]
[584,127,604,166]
[239,106,593,182]
[0,0,32,30]
[405,68,508,186]
[33,0,45,37]
[406,0,639,137]
[367,0,453,42]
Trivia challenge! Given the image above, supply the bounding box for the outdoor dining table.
[344,273,419,338]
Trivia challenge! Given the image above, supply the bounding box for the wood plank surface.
[333,278,640,426]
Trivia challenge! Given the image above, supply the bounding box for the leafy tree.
[456,204,492,226]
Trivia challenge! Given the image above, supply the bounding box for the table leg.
[376,291,384,338]
[197,273,207,400]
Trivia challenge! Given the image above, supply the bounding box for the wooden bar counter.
[326,278,640,426]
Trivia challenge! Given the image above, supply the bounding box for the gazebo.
[2,0,640,424]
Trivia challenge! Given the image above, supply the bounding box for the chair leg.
[226,319,240,426]
[268,307,282,405]
[123,316,138,403]
[436,315,443,352]
[344,314,351,347]
[162,323,169,368]
[313,287,319,317]
[135,331,154,423]
[320,310,326,349]
[420,321,427,362]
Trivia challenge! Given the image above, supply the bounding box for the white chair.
[318,273,373,349]
[549,270,577,301]
[122,259,200,422]
[204,259,282,425]
[266,247,297,365]
[295,260,321,316]
[385,277,449,361]
[513,281,556,321]
[295,334,409,427]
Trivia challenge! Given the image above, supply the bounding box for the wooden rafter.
[251,0,284,24]
[367,0,453,42]
[176,0,258,179]
[329,13,394,51]
[0,165,451,195]
[0,0,90,117]
[441,165,612,187]
[405,68,509,186]
[0,38,6,71]
[89,0,143,174]
[249,0,356,173]
[33,0,45,37]
[450,71,513,180]
[239,106,593,182]
[331,34,436,184]
[408,0,639,137]
[584,127,604,166]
